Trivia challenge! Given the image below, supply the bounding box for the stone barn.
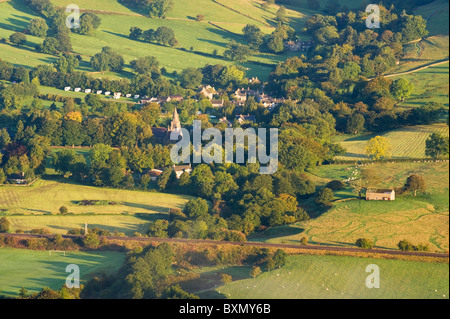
[366,188,395,201]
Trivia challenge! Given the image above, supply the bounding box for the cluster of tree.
[397,239,429,251]
[23,1,72,55]
[147,199,246,242]
[129,26,178,47]
[0,59,187,102]
[242,23,296,54]
[90,47,125,72]
[120,0,174,18]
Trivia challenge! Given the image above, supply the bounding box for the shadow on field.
[179,266,251,298]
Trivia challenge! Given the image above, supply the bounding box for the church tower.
[169,108,182,137]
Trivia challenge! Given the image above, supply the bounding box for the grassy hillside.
[395,62,449,109]
[0,0,300,80]
[334,124,449,161]
[199,254,449,299]
[0,178,193,234]
[251,162,449,252]
[0,248,125,297]
[414,0,449,36]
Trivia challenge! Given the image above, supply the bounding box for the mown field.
[252,162,449,252]
[0,179,193,235]
[199,254,449,299]
[334,123,449,161]
[0,248,125,297]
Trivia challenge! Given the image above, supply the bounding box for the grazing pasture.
[203,254,449,299]
[0,248,126,297]
[334,124,449,161]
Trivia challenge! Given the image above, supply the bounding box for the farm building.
[74,88,81,92]
[105,91,111,96]
[366,188,396,201]
[6,173,27,184]
[85,89,92,94]
[96,90,103,94]
[173,164,192,179]
[114,92,121,99]
[146,169,163,181]
[64,87,71,91]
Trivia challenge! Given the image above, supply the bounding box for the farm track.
[1,233,448,259]
[383,59,449,78]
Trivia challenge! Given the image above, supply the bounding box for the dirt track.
[2,233,448,259]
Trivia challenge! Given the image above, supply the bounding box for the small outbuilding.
[366,188,395,201]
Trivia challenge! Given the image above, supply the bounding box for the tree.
[90,47,124,72]
[59,206,68,215]
[390,78,414,101]
[9,32,27,45]
[224,41,253,62]
[221,273,232,284]
[355,238,374,249]
[183,198,209,220]
[0,217,10,233]
[19,287,29,299]
[398,239,414,251]
[425,133,449,159]
[315,187,334,205]
[153,26,178,46]
[365,136,392,160]
[276,6,287,23]
[39,37,60,54]
[346,113,365,134]
[129,27,143,40]
[130,56,160,74]
[179,67,203,89]
[149,0,174,18]
[250,266,262,278]
[242,24,264,50]
[55,54,80,73]
[273,249,287,268]
[196,14,205,22]
[28,18,48,37]
[83,232,100,249]
[77,12,102,35]
[404,174,426,196]
[162,284,199,299]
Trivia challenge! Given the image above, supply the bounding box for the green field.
[252,162,449,252]
[0,179,193,235]
[414,0,449,36]
[0,0,304,80]
[0,248,126,297]
[395,63,449,109]
[334,124,449,161]
[200,254,449,299]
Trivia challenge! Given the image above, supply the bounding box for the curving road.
[1,233,448,259]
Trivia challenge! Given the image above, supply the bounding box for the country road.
[2,233,448,259]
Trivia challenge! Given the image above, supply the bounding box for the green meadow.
[334,124,449,161]
[251,162,449,252]
[0,248,126,297]
[200,254,449,299]
[0,178,193,235]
